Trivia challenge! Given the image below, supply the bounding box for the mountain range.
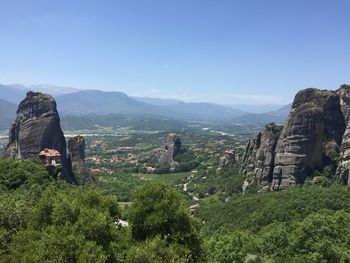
[0,99,17,130]
[0,84,290,130]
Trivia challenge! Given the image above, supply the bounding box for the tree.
[129,183,205,262]
[207,231,257,263]
[126,236,191,263]
[7,186,125,262]
[289,211,350,262]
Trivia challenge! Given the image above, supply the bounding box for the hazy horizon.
[0,82,289,108]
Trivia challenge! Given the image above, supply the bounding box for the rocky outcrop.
[219,150,236,167]
[68,136,93,183]
[336,85,350,184]
[241,85,350,191]
[137,134,182,167]
[3,91,75,183]
[240,123,282,185]
[272,89,344,190]
[158,134,182,166]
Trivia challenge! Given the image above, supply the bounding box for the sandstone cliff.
[241,85,350,191]
[240,123,282,189]
[3,91,75,183]
[68,135,94,183]
[272,88,344,190]
[137,134,182,167]
[158,134,182,166]
[336,85,350,184]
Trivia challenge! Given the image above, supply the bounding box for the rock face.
[158,134,182,166]
[240,123,282,185]
[137,134,182,167]
[3,91,75,183]
[336,85,350,184]
[241,85,350,190]
[272,89,344,190]
[219,150,236,167]
[68,136,93,183]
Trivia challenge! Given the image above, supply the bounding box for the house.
[38,148,61,166]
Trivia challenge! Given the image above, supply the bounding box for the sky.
[0,0,350,105]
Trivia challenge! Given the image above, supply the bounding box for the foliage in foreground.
[4,159,350,262]
[207,210,350,263]
[198,185,350,262]
[129,183,204,262]
[0,160,204,262]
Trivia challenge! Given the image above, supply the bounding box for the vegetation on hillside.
[198,185,350,262]
[0,160,204,262]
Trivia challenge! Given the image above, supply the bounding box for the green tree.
[129,183,205,262]
[7,186,125,262]
[207,231,257,263]
[0,159,51,190]
[289,211,350,262]
[126,236,191,263]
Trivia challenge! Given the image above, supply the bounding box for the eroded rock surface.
[137,134,182,167]
[68,135,94,183]
[336,85,350,183]
[219,150,236,167]
[240,122,282,185]
[3,91,75,183]
[241,85,350,190]
[272,89,344,190]
[158,134,182,166]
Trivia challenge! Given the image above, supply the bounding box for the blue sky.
[1,0,350,104]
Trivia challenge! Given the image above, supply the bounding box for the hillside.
[56,90,175,117]
[56,90,249,121]
[231,104,291,125]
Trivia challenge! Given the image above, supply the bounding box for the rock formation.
[137,133,182,167]
[272,89,344,190]
[158,134,182,166]
[3,91,75,183]
[336,85,350,184]
[241,85,350,191]
[240,123,282,186]
[219,150,236,167]
[68,135,94,183]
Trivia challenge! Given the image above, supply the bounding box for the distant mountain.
[0,84,79,104]
[56,90,248,121]
[164,102,247,120]
[225,104,287,114]
[27,84,79,96]
[0,98,17,130]
[0,83,290,126]
[134,97,283,114]
[56,90,173,116]
[133,96,182,106]
[0,84,27,104]
[231,104,291,125]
